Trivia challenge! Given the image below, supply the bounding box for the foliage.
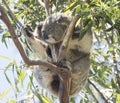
[0,0,120,103]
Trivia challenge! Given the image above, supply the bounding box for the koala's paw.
[56,59,72,71]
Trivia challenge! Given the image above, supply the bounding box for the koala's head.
[35,13,71,44]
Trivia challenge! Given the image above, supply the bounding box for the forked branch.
[37,0,51,16]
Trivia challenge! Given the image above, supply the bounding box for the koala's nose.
[41,31,48,40]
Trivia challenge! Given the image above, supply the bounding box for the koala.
[26,13,93,97]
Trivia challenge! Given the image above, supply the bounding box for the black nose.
[41,31,48,40]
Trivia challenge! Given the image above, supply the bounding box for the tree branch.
[44,0,51,16]
[0,5,66,76]
[58,15,80,62]
[37,0,51,16]
[2,0,23,28]
[112,52,120,88]
[57,15,80,103]
[88,79,108,103]
[37,0,45,8]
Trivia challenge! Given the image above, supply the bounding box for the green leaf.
[111,79,118,89]
[18,70,26,81]
[4,62,14,85]
[0,55,13,60]
[0,87,13,100]
[64,1,78,14]
[2,32,11,48]
[79,20,92,40]
[7,100,16,103]
[18,70,26,87]
[70,97,75,103]
[116,94,120,103]
[95,77,109,88]
[40,95,52,103]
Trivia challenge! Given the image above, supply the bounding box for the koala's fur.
[27,13,93,97]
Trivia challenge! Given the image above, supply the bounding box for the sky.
[0,36,22,102]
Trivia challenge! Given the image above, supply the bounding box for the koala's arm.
[24,25,48,60]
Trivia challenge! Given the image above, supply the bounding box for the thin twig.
[87,86,99,103]
[44,0,51,16]
[105,29,120,88]
[58,15,80,62]
[111,47,120,88]
[2,0,23,28]
[37,0,51,16]
[37,0,45,8]
[88,79,108,103]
